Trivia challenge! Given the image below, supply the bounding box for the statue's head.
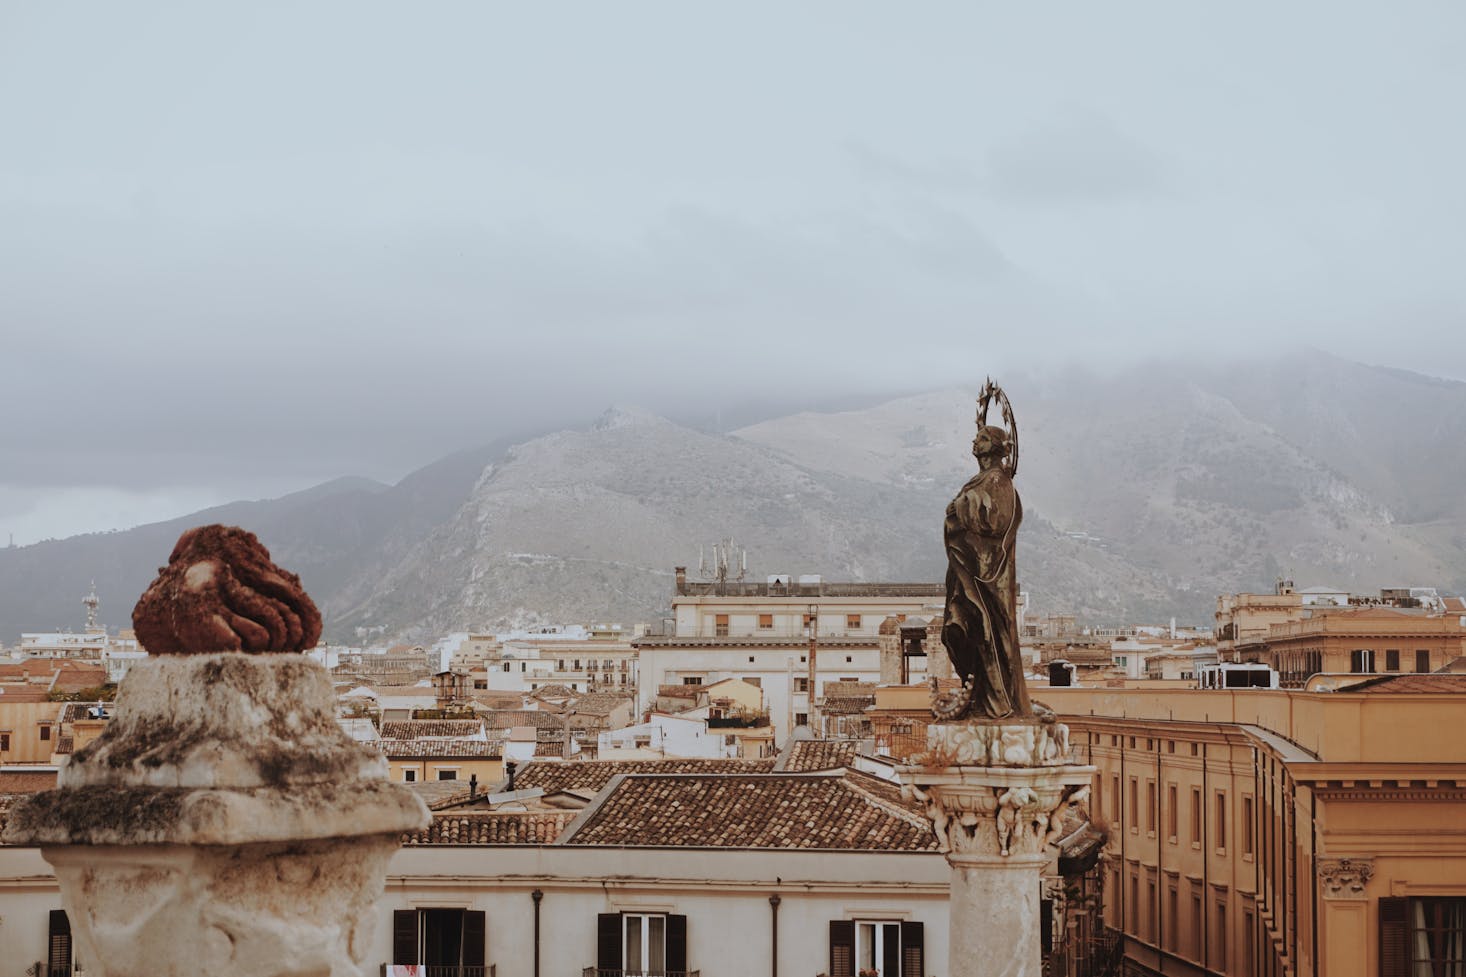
[972,425,1010,462]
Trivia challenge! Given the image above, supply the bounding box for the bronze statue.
[934,380,1032,721]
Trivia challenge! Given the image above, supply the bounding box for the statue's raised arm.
[934,379,1032,721]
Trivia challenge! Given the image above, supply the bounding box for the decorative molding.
[1318,857,1374,899]
[899,762,1092,859]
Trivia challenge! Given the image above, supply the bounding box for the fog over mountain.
[3,353,1462,643]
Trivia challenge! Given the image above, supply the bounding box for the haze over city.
[5,2,1466,545]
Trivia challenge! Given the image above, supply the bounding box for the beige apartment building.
[867,678,1466,977]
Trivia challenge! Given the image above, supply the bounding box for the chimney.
[505,761,517,791]
[469,773,478,800]
[674,566,687,594]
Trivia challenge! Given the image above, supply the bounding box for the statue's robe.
[941,464,1031,719]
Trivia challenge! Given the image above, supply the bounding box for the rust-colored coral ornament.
[132,525,322,655]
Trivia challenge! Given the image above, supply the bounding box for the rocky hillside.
[3,353,1461,641]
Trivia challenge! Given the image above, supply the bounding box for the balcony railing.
[582,970,699,977]
[380,966,495,977]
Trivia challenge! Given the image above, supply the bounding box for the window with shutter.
[900,921,924,977]
[665,914,688,973]
[830,919,856,977]
[48,909,71,977]
[392,909,418,966]
[462,910,486,968]
[597,913,623,972]
[1380,897,1409,977]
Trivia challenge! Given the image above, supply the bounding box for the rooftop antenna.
[83,580,100,631]
[699,537,747,593]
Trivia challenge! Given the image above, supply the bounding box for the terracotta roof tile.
[780,740,858,772]
[403,811,576,846]
[564,773,937,851]
[380,720,485,739]
[376,738,500,758]
[482,710,567,730]
[513,758,777,795]
[0,770,57,793]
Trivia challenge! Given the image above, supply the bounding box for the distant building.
[634,567,944,746]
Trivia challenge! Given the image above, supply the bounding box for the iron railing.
[379,965,495,977]
[581,970,699,977]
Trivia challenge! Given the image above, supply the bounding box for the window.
[1146,780,1157,834]
[1350,649,1375,673]
[1110,775,1120,821]
[715,614,729,637]
[1242,795,1255,855]
[1167,784,1178,841]
[845,656,853,664]
[1191,787,1203,844]
[795,677,810,693]
[49,909,72,977]
[846,614,861,630]
[437,769,458,781]
[795,712,809,727]
[1191,889,1203,959]
[1129,778,1139,833]
[0,732,9,751]
[502,663,512,672]
[40,724,51,741]
[475,679,488,689]
[682,677,702,685]
[1380,897,1466,977]
[1215,791,1228,850]
[597,912,687,976]
[393,908,487,971]
[829,919,921,977]
[1215,900,1228,969]
[758,614,774,631]
[403,769,417,783]
[1417,649,1433,673]
[1166,882,1178,950]
[1385,649,1400,671]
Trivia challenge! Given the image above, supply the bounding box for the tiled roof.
[779,740,858,772]
[53,734,74,755]
[530,684,577,699]
[482,710,566,730]
[59,702,110,723]
[404,811,576,846]
[568,693,633,716]
[563,773,937,851]
[0,770,57,792]
[1343,674,1466,694]
[513,758,777,795]
[380,720,485,739]
[376,738,500,758]
[656,685,702,698]
[819,695,875,716]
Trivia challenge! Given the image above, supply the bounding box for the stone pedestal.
[899,721,1094,977]
[2,653,429,977]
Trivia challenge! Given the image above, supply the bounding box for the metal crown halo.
[977,377,1019,478]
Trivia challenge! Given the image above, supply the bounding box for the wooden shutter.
[48,909,72,974]
[392,909,418,966]
[1379,897,1409,977]
[829,919,855,977]
[597,913,623,971]
[901,921,924,977]
[666,914,689,973]
[463,910,487,968]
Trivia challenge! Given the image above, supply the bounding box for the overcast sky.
[4,2,1465,544]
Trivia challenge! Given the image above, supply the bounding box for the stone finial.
[133,524,322,655]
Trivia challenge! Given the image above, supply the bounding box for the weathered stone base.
[2,653,429,977]
[49,834,400,977]
[949,851,1049,977]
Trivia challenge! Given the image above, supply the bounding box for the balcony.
[582,970,699,977]
[707,711,770,729]
[381,967,495,977]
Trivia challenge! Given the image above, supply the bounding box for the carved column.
[901,720,1094,977]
